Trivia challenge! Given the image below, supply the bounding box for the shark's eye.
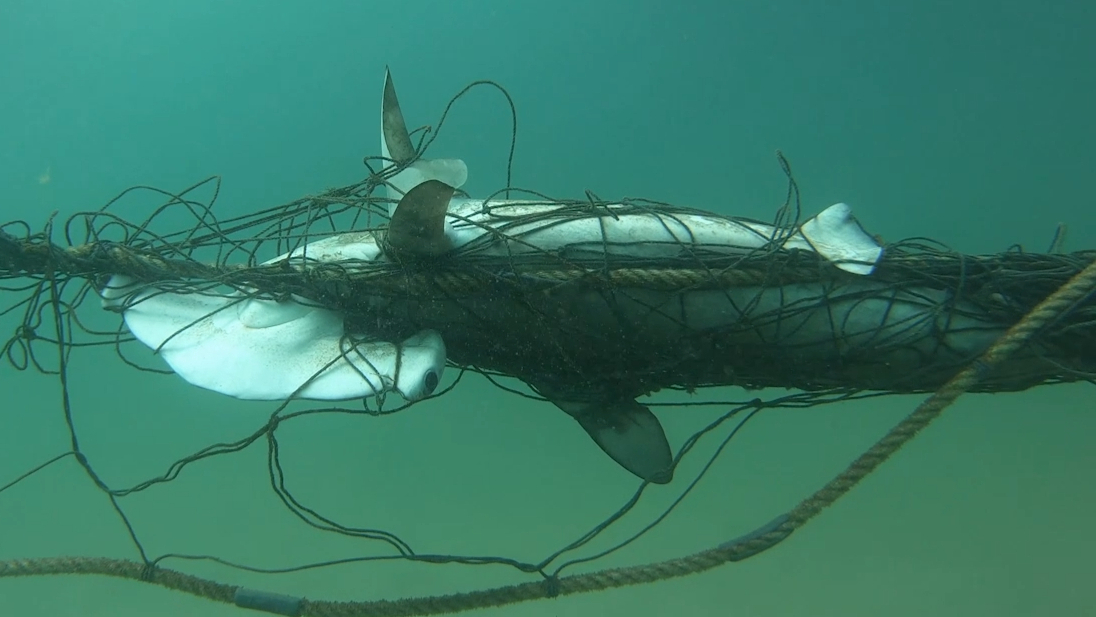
[422,370,439,396]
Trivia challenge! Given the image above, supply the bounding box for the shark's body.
[99,69,1074,485]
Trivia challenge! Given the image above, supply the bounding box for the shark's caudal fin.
[380,68,467,213]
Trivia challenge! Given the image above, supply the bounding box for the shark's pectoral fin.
[551,397,674,484]
[380,69,468,208]
[386,179,456,256]
[382,67,415,163]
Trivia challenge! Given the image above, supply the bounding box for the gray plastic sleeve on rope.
[718,514,793,561]
[233,587,304,616]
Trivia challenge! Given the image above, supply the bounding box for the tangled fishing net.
[0,70,1093,616]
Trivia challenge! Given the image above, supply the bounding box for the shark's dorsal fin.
[547,394,674,484]
[386,179,456,256]
[380,68,468,213]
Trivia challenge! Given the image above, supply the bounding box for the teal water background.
[1,1,1094,615]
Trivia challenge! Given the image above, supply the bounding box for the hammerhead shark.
[106,69,968,486]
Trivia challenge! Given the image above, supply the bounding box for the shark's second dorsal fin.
[386,179,456,256]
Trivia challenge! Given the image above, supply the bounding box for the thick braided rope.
[5,234,1094,298]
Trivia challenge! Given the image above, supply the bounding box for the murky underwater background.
[1,1,1094,615]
